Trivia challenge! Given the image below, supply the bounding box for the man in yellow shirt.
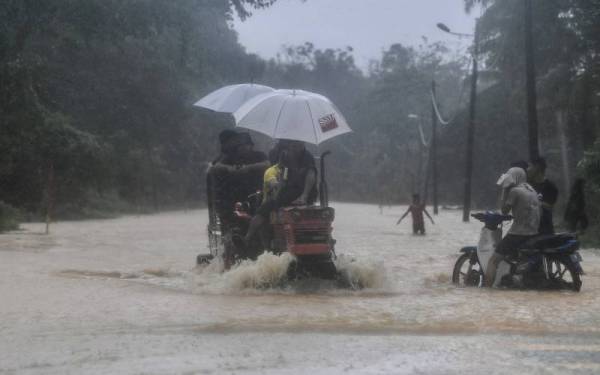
[262,163,282,204]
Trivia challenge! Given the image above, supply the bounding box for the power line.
[430,58,472,126]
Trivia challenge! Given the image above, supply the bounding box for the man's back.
[281,149,317,205]
[506,185,540,236]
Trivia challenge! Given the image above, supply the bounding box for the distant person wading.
[396,194,434,235]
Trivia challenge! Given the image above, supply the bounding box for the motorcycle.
[452,212,584,291]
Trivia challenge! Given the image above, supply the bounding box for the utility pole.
[431,80,439,215]
[45,161,55,235]
[417,124,424,195]
[525,0,540,160]
[462,19,479,222]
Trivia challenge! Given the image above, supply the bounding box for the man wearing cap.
[485,167,541,287]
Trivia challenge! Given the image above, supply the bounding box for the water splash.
[190,252,392,293]
[223,252,295,290]
[334,254,389,290]
[190,252,294,292]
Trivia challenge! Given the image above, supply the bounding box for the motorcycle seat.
[517,233,578,254]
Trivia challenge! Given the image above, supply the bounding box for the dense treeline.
[452,0,600,239]
[0,0,464,223]
[1,0,264,220]
[1,1,599,240]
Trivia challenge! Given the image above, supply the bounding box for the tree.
[230,0,301,20]
[461,0,600,224]
[0,0,275,217]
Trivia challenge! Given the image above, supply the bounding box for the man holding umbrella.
[228,89,352,246]
[241,140,317,246]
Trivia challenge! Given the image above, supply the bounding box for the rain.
[1,1,600,373]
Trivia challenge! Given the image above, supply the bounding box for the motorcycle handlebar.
[471,212,513,223]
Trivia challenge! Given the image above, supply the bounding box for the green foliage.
[453,0,600,210]
[2,0,598,221]
[230,0,299,20]
[0,201,20,232]
[577,140,600,245]
[0,0,261,218]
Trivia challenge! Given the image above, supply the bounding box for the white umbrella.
[193,83,275,113]
[232,89,352,145]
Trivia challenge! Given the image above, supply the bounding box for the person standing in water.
[528,157,558,234]
[564,178,588,233]
[396,194,434,235]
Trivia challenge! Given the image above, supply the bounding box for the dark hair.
[530,157,547,172]
[412,194,420,200]
[237,132,254,146]
[218,129,238,145]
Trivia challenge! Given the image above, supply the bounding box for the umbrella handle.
[319,151,332,207]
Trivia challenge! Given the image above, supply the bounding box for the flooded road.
[1,203,600,374]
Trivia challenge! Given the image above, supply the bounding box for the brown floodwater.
[1,203,599,374]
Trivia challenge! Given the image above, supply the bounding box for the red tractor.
[198,152,338,279]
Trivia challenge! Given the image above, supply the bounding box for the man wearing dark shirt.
[242,140,317,245]
[209,131,269,225]
[528,157,558,235]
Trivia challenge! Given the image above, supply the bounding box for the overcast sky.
[233,0,479,70]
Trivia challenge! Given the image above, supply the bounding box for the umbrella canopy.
[233,89,352,145]
[193,83,275,113]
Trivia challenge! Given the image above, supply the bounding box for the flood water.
[1,203,600,374]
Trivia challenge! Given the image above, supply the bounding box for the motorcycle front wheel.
[547,258,582,292]
[452,253,484,287]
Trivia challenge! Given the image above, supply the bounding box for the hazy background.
[233,0,478,70]
[1,0,599,242]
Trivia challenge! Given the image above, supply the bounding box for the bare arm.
[423,208,434,224]
[396,208,411,224]
[238,160,270,174]
[208,162,234,174]
[294,169,316,205]
[211,160,269,177]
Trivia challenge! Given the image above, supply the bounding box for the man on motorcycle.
[485,167,541,287]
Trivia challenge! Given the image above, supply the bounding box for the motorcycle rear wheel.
[452,253,483,287]
[547,258,582,292]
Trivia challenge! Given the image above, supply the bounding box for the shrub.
[0,201,20,232]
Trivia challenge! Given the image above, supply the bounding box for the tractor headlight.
[291,210,302,222]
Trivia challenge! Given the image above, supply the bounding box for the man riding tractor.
[201,138,338,279]
[205,130,269,268]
